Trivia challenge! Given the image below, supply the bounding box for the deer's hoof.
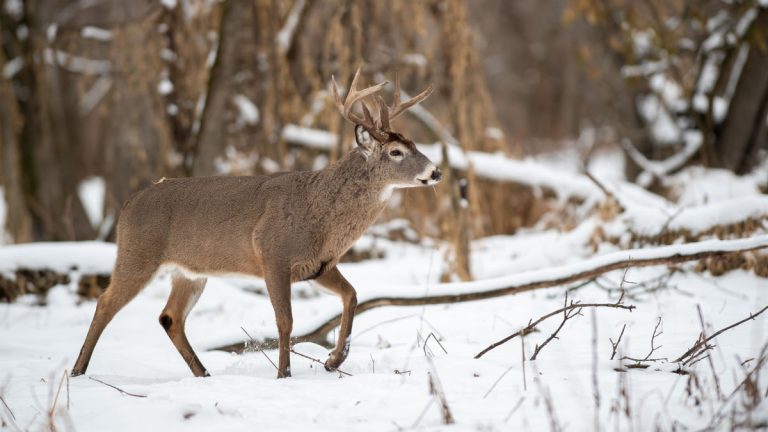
[324,356,343,372]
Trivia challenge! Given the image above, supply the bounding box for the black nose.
[431,168,442,181]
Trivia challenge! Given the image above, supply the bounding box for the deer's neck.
[321,150,388,207]
[308,150,389,234]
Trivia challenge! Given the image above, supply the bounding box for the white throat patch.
[379,183,418,202]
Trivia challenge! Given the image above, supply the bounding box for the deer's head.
[332,69,442,190]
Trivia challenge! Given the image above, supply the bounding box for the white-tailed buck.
[71,69,440,378]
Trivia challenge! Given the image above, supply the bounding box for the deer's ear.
[355,125,376,156]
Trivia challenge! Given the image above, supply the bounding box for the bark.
[191,0,240,176]
[0,50,33,242]
[213,239,768,352]
[102,6,172,225]
[715,9,768,174]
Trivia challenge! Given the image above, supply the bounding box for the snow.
[0,241,115,274]
[418,144,601,202]
[275,0,305,55]
[158,78,174,95]
[282,124,337,151]
[214,146,258,175]
[77,177,106,229]
[232,94,260,126]
[44,48,111,74]
[637,94,681,144]
[79,76,113,115]
[1,234,766,431]
[1,156,767,431]
[604,195,768,238]
[736,8,758,36]
[620,134,701,182]
[484,127,504,140]
[665,165,765,205]
[2,0,22,19]
[401,53,428,67]
[80,26,112,41]
[46,24,58,42]
[632,29,653,57]
[2,56,23,79]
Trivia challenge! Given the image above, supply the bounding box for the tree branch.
[673,304,768,364]
[476,293,635,360]
[212,237,768,353]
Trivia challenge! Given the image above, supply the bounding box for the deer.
[71,69,441,379]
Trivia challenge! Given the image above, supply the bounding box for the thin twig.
[410,399,434,429]
[520,332,527,391]
[423,332,448,357]
[483,365,515,399]
[688,353,711,367]
[476,295,635,359]
[503,396,525,423]
[530,293,584,360]
[621,317,664,363]
[65,370,70,411]
[88,377,147,398]
[591,309,601,432]
[241,327,279,371]
[49,370,68,418]
[610,324,627,360]
[674,304,768,363]
[427,358,454,425]
[534,373,562,432]
[290,349,352,377]
[704,342,768,430]
[696,305,723,400]
[585,171,624,212]
[0,394,16,421]
[215,239,768,353]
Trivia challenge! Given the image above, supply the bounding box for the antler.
[376,72,433,131]
[332,68,434,136]
[331,68,387,133]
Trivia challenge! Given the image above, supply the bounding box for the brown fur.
[71,135,440,378]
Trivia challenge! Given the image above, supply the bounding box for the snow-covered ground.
[1,164,767,431]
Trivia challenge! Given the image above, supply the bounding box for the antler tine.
[331,68,388,130]
[361,102,376,127]
[388,81,434,121]
[375,72,434,129]
[376,95,390,130]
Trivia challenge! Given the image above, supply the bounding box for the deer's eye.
[389,149,403,157]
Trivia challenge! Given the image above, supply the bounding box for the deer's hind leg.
[159,274,209,377]
[72,260,157,376]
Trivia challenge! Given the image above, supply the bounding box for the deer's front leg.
[314,267,358,371]
[265,267,293,378]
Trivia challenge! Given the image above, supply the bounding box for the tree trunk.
[715,9,768,174]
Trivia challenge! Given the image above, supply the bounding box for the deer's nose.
[430,168,442,182]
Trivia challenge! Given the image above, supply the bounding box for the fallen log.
[212,235,768,353]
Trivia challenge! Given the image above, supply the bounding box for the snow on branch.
[43,48,111,75]
[281,124,601,201]
[214,235,768,352]
[275,0,306,55]
[282,124,337,151]
[621,133,702,184]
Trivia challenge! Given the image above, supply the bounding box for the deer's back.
[115,174,296,277]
